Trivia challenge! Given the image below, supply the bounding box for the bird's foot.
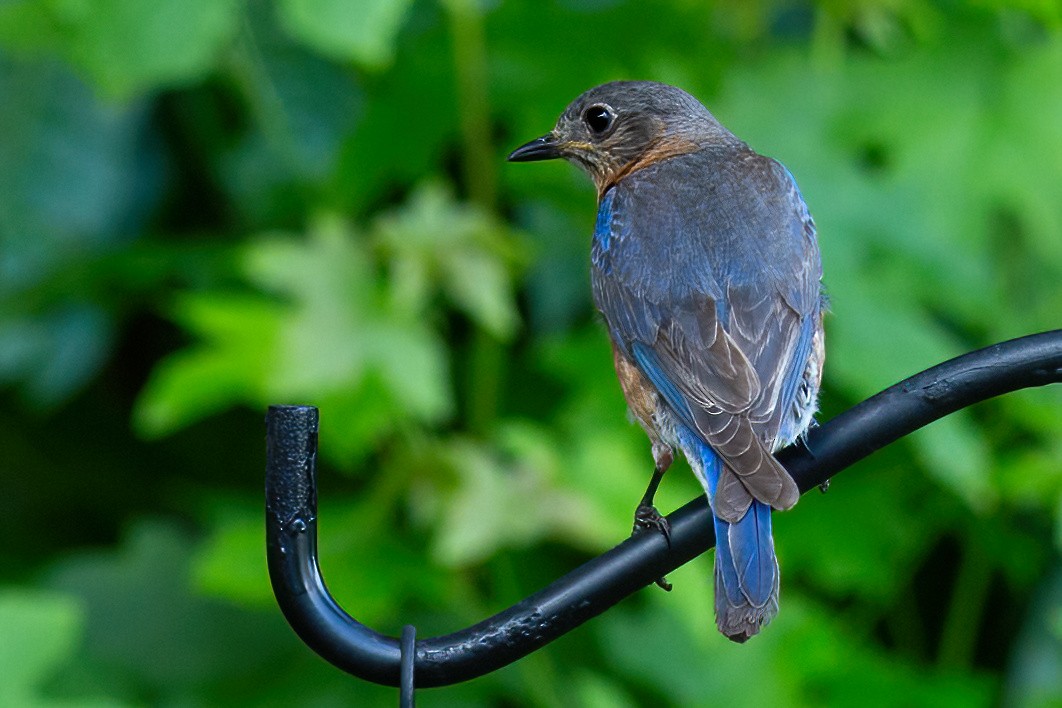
[632,503,673,591]
[633,502,671,544]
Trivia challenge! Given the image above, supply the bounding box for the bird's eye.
[583,105,614,136]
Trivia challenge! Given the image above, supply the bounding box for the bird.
[508,81,825,642]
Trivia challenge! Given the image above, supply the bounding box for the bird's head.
[508,81,735,194]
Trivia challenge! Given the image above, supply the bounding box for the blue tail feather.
[679,426,780,641]
[727,500,776,607]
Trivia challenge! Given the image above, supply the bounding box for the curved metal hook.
[265,330,1062,688]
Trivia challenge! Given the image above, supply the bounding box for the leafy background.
[1,0,1061,705]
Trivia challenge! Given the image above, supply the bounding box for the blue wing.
[591,147,822,517]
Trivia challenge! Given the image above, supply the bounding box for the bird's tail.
[681,428,780,642]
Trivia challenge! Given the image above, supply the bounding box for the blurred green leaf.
[222,6,365,228]
[0,0,240,98]
[133,294,281,437]
[0,55,155,405]
[246,217,453,424]
[995,445,1062,510]
[824,265,994,509]
[602,591,996,707]
[598,567,799,706]
[0,589,128,708]
[572,671,639,708]
[0,308,115,408]
[275,0,413,69]
[1002,567,1062,707]
[375,183,524,339]
[44,521,292,688]
[331,22,456,213]
[430,431,596,565]
[191,507,274,608]
[136,215,455,446]
[518,200,593,334]
[775,463,949,606]
[316,502,456,628]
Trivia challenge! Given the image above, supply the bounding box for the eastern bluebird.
[509,81,825,642]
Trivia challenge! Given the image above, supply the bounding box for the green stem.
[444,0,505,434]
[467,329,503,434]
[230,13,304,179]
[445,0,497,210]
[937,539,992,669]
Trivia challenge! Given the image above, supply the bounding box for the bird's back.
[591,144,823,448]
[594,146,817,306]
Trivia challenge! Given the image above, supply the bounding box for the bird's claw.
[632,503,674,591]
[633,503,671,546]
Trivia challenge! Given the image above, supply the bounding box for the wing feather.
[593,148,821,515]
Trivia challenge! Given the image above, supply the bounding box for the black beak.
[507,135,562,162]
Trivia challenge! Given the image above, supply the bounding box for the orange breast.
[612,342,664,444]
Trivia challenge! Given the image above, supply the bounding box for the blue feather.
[591,189,619,274]
[678,426,777,613]
[631,342,695,428]
[726,498,776,607]
[593,189,615,253]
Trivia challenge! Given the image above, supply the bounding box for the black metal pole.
[265,330,1062,688]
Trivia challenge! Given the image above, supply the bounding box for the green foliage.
[276,0,414,69]
[0,0,240,99]
[1,1,1060,706]
[134,183,523,468]
[0,590,127,708]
